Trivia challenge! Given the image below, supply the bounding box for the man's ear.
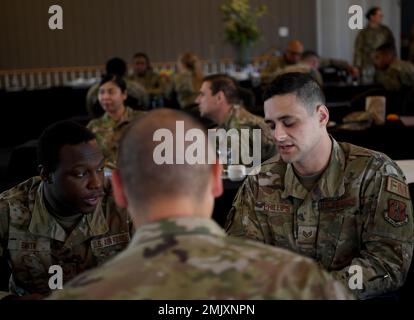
[39,165,53,184]
[211,162,223,199]
[111,170,128,208]
[316,105,330,126]
[216,91,225,104]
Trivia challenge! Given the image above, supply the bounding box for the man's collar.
[130,217,225,246]
[220,105,240,129]
[282,138,346,200]
[28,183,109,242]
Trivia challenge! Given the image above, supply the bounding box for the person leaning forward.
[0,121,132,299]
[48,109,352,300]
[225,72,414,299]
[196,74,276,164]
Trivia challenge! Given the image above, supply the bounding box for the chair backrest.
[6,140,38,185]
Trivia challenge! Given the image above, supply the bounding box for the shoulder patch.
[386,176,410,199]
[385,199,408,227]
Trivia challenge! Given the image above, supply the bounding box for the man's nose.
[88,171,103,190]
[274,125,287,141]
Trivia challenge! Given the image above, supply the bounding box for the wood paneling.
[0,0,317,69]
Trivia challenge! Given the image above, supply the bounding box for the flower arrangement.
[220,0,267,48]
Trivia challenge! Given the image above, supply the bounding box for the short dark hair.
[117,109,212,211]
[203,74,240,105]
[376,42,397,57]
[99,74,127,92]
[263,72,326,113]
[366,7,380,20]
[37,121,96,171]
[106,57,127,77]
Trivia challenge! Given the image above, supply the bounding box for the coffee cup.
[228,165,246,181]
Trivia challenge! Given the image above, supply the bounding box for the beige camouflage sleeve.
[331,162,414,299]
[376,69,402,91]
[0,199,12,299]
[225,176,268,242]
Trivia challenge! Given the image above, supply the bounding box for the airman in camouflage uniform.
[226,72,414,299]
[354,7,395,77]
[48,109,352,300]
[49,217,352,300]
[226,140,413,299]
[375,59,414,91]
[197,74,276,164]
[128,52,167,96]
[87,107,146,169]
[373,43,414,92]
[0,121,131,299]
[0,177,131,298]
[86,79,149,117]
[260,40,304,84]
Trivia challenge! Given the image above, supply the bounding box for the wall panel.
[0,0,317,69]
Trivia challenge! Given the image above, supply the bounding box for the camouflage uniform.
[320,57,353,71]
[0,177,132,298]
[219,105,276,164]
[226,139,414,299]
[86,79,149,116]
[127,70,166,96]
[260,55,294,84]
[87,107,146,169]
[354,24,395,75]
[374,59,414,91]
[48,217,353,299]
[165,72,202,109]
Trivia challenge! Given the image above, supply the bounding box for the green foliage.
[220,0,267,47]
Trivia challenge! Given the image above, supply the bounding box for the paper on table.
[400,116,414,127]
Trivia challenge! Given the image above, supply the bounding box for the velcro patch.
[385,199,408,227]
[297,226,317,244]
[91,232,130,250]
[386,177,410,199]
[319,197,357,211]
[7,238,50,251]
[255,202,292,214]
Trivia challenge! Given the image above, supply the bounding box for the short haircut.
[117,109,213,211]
[376,42,397,57]
[366,7,380,20]
[106,57,127,77]
[99,74,127,92]
[37,120,96,171]
[263,72,326,113]
[302,50,319,60]
[203,74,241,105]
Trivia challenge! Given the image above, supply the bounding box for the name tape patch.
[91,232,130,250]
[386,177,410,199]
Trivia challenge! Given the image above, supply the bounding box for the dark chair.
[6,140,38,185]
[401,88,414,116]
[238,87,264,116]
